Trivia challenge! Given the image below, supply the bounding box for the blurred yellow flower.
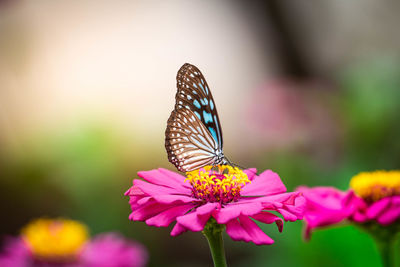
[350,170,400,202]
[21,218,89,261]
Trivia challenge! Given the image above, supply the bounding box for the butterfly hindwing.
[165,108,220,172]
[175,63,223,149]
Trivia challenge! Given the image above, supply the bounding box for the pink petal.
[249,193,304,221]
[80,233,148,267]
[133,179,182,196]
[251,212,284,232]
[146,204,195,227]
[295,186,361,239]
[244,168,257,181]
[137,195,197,206]
[214,202,264,224]
[176,203,219,232]
[366,197,391,219]
[158,168,192,188]
[225,219,251,243]
[129,201,177,221]
[124,185,145,197]
[170,222,188,236]
[297,186,348,209]
[377,207,400,225]
[279,194,305,221]
[234,192,298,206]
[138,169,190,193]
[376,197,400,225]
[241,170,286,196]
[0,237,31,267]
[128,195,146,206]
[226,215,274,245]
[276,208,297,221]
[352,211,367,222]
[217,192,305,223]
[343,191,365,215]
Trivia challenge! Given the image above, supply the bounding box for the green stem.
[357,221,400,267]
[202,219,227,267]
[376,239,394,267]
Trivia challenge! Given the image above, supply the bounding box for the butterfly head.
[215,151,226,165]
[185,165,250,204]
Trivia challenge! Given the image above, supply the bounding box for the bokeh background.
[1,0,400,266]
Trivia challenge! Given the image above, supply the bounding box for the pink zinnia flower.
[80,233,148,267]
[0,218,148,267]
[125,165,305,245]
[297,170,400,239]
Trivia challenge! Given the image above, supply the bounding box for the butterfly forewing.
[165,108,220,172]
[175,63,223,149]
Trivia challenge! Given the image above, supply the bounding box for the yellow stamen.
[21,218,89,261]
[350,170,400,202]
[185,165,250,203]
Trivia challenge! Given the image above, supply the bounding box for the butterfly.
[165,63,229,172]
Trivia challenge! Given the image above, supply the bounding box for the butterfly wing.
[165,108,221,172]
[175,63,223,149]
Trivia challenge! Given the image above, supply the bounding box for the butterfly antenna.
[224,157,259,175]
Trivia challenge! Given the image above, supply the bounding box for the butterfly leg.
[224,157,235,168]
[224,157,259,175]
[211,164,218,173]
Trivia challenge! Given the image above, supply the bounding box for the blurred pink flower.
[80,233,148,267]
[0,222,148,267]
[296,186,359,239]
[297,171,400,239]
[0,237,31,267]
[244,79,340,152]
[125,166,305,245]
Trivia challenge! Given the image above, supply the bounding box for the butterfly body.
[165,63,227,172]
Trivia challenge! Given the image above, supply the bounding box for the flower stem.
[202,219,227,267]
[376,239,394,267]
[358,222,399,267]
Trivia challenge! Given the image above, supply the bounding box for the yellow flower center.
[185,165,250,204]
[350,170,400,202]
[21,218,89,262]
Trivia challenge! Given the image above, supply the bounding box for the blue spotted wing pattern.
[165,63,226,172]
[175,63,223,148]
